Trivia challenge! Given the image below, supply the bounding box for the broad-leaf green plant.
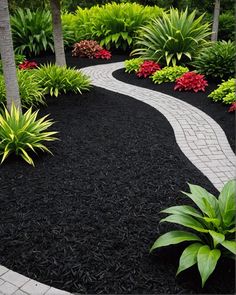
[132,8,211,66]
[124,58,143,73]
[151,66,189,84]
[34,64,91,97]
[150,181,236,287]
[0,104,58,166]
[208,79,236,104]
[0,70,45,107]
[192,41,236,79]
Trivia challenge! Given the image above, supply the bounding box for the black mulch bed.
[0,54,235,294]
[113,70,235,152]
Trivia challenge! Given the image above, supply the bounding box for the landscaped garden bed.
[0,1,235,294]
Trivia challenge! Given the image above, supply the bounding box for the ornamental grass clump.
[152,66,189,84]
[0,104,58,166]
[132,8,211,66]
[34,64,91,97]
[151,180,236,287]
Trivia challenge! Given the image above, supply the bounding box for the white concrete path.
[0,61,235,295]
[81,61,235,191]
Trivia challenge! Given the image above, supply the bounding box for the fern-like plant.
[34,64,91,97]
[132,8,211,66]
[0,104,58,166]
[151,181,236,287]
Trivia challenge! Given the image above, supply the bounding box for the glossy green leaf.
[221,240,236,255]
[208,230,225,248]
[177,243,202,275]
[197,245,221,287]
[150,231,202,252]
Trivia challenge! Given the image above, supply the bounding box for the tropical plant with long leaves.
[132,8,211,66]
[0,104,58,166]
[150,181,236,287]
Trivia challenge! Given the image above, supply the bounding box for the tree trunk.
[211,0,220,41]
[0,0,21,111]
[50,0,66,66]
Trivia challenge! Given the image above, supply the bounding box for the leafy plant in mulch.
[0,104,58,166]
[72,40,112,59]
[174,72,208,92]
[124,58,143,73]
[33,64,91,97]
[151,180,236,287]
[151,66,189,84]
[192,41,236,80]
[136,61,161,78]
[208,79,236,105]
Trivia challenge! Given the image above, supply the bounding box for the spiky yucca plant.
[0,104,58,166]
[132,8,211,66]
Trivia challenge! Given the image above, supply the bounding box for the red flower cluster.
[95,49,112,60]
[72,40,112,60]
[19,60,38,70]
[228,102,236,112]
[174,72,208,92]
[136,61,161,78]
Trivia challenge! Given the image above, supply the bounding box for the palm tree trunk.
[50,0,66,66]
[211,0,220,41]
[0,0,21,111]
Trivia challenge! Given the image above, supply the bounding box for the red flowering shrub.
[174,71,208,92]
[136,61,161,78]
[228,102,236,112]
[72,40,103,58]
[95,49,112,60]
[19,60,38,70]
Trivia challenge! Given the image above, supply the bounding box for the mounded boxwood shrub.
[192,41,236,79]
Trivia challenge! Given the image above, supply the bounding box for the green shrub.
[0,104,58,166]
[0,70,45,107]
[218,11,235,41]
[151,180,236,287]
[192,41,236,79]
[124,58,143,73]
[92,3,163,51]
[11,8,73,56]
[151,66,189,84]
[11,8,54,55]
[208,79,236,104]
[0,54,25,74]
[132,8,211,66]
[34,64,91,97]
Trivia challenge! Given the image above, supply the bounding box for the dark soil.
[0,53,235,294]
[113,69,235,152]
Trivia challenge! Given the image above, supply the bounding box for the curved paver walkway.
[0,61,235,295]
[81,61,236,191]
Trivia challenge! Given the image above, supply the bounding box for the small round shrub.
[208,79,236,104]
[174,72,208,92]
[192,41,236,79]
[152,66,189,84]
[0,70,45,107]
[124,58,143,73]
[34,64,91,97]
[72,40,103,58]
